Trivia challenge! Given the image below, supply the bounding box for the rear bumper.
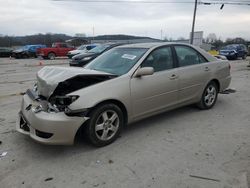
[16,94,88,145]
[219,75,232,92]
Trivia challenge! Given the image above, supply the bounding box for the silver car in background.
[17,43,231,146]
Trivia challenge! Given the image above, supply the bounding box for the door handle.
[169,74,178,80]
[204,67,210,71]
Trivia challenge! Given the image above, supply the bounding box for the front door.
[130,46,179,119]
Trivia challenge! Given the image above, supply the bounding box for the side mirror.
[135,67,154,77]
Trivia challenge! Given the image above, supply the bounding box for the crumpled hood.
[36,66,113,98]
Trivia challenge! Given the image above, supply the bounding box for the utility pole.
[190,0,198,44]
[92,26,95,43]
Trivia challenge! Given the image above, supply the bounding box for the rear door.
[130,46,179,119]
[174,45,211,104]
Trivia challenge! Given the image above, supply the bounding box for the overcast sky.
[1,0,250,40]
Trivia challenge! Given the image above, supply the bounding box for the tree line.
[0,33,156,48]
[0,33,72,47]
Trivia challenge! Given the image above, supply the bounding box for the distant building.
[65,38,89,47]
[90,34,161,44]
[75,33,87,38]
[91,38,161,44]
[66,35,162,46]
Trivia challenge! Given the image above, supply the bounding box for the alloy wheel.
[204,85,216,106]
[95,110,120,141]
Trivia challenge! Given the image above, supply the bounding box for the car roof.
[115,42,217,62]
[116,42,193,49]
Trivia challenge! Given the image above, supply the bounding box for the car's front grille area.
[35,130,53,139]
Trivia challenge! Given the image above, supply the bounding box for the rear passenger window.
[141,47,174,72]
[174,46,207,67]
[61,44,68,48]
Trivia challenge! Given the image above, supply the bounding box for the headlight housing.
[55,95,79,106]
[82,56,92,61]
[52,95,79,111]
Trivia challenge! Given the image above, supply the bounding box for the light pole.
[190,0,198,44]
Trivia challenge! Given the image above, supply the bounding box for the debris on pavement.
[44,177,53,182]
[0,141,2,145]
[221,88,237,94]
[81,180,87,184]
[108,159,114,164]
[0,151,8,158]
[189,175,220,182]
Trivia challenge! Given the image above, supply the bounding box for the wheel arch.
[210,79,220,92]
[88,99,128,125]
[74,99,128,143]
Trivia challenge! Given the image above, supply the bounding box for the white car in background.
[67,44,98,58]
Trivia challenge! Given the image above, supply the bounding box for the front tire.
[85,103,124,147]
[197,81,218,110]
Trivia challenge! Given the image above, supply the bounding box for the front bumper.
[16,94,88,145]
[67,54,74,59]
[69,60,81,67]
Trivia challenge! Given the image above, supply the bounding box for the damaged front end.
[17,66,117,145]
[32,66,117,115]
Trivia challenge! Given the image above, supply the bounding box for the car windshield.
[85,48,148,76]
[222,45,237,50]
[88,44,110,53]
[77,45,86,50]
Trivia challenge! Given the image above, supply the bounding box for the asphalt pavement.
[0,57,250,188]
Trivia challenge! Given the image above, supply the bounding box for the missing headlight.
[51,95,79,111]
[55,95,79,106]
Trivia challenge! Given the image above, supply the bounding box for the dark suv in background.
[219,44,248,60]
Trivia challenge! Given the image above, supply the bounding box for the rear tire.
[243,54,247,59]
[85,103,124,147]
[197,81,218,110]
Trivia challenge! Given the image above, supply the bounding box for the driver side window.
[141,47,174,72]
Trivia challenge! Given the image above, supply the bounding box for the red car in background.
[37,42,75,59]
